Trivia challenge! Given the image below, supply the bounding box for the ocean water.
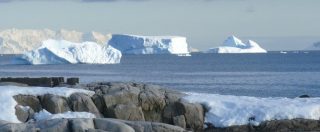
[0,52,320,98]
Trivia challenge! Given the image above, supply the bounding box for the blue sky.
[0,0,319,50]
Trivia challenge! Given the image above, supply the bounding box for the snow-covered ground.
[0,86,95,123]
[207,36,267,53]
[34,110,96,121]
[184,93,320,127]
[108,34,190,55]
[13,39,122,64]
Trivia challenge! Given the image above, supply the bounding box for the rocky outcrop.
[205,119,320,132]
[0,118,185,132]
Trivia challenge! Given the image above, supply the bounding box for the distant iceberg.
[306,41,320,51]
[207,36,267,53]
[108,34,190,55]
[14,39,122,65]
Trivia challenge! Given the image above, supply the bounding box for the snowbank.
[108,34,190,55]
[0,86,95,123]
[34,110,96,121]
[207,36,267,53]
[184,93,320,127]
[14,39,122,64]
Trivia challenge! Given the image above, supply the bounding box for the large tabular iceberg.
[108,34,190,55]
[207,36,267,53]
[15,39,122,64]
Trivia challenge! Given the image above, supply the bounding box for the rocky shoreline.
[1,78,320,132]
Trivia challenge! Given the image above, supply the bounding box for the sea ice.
[34,109,96,121]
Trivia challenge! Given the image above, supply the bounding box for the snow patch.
[14,39,122,64]
[108,34,190,55]
[184,93,320,127]
[34,109,96,121]
[0,86,95,123]
[207,36,267,53]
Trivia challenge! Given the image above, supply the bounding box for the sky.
[0,0,319,51]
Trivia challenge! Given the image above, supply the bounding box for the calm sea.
[0,52,320,98]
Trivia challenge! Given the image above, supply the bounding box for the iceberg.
[15,39,122,65]
[306,41,320,51]
[207,36,267,53]
[184,93,320,127]
[108,34,190,55]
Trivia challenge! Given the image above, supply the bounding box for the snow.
[14,39,122,64]
[184,93,320,127]
[207,36,267,53]
[108,34,190,55]
[34,109,96,121]
[0,85,95,123]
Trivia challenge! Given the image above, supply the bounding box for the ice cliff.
[207,36,267,53]
[108,34,190,55]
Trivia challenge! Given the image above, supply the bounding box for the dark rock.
[94,118,135,132]
[70,118,95,132]
[68,93,103,117]
[86,128,110,132]
[110,104,145,121]
[92,94,107,116]
[40,94,70,114]
[0,77,65,87]
[67,78,79,85]
[0,123,38,132]
[299,95,310,98]
[36,119,70,132]
[14,95,42,112]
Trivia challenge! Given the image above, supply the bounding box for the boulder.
[40,94,70,114]
[110,104,145,121]
[94,118,135,132]
[15,105,34,122]
[36,118,70,132]
[123,120,185,132]
[70,118,95,132]
[173,115,186,129]
[0,123,38,132]
[91,94,107,116]
[13,95,42,112]
[175,101,204,131]
[68,93,102,117]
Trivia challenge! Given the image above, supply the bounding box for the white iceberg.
[15,39,122,65]
[108,34,190,55]
[207,36,267,53]
[184,93,320,127]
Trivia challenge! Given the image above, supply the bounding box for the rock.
[15,105,34,122]
[139,85,166,122]
[40,94,71,114]
[0,82,28,86]
[299,95,310,98]
[86,128,109,132]
[0,123,38,132]
[0,77,65,87]
[68,93,103,117]
[67,78,79,85]
[92,94,107,116]
[70,118,95,132]
[175,101,204,131]
[94,118,135,132]
[123,120,185,132]
[13,95,42,112]
[110,104,145,121]
[173,115,186,129]
[36,118,70,132]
